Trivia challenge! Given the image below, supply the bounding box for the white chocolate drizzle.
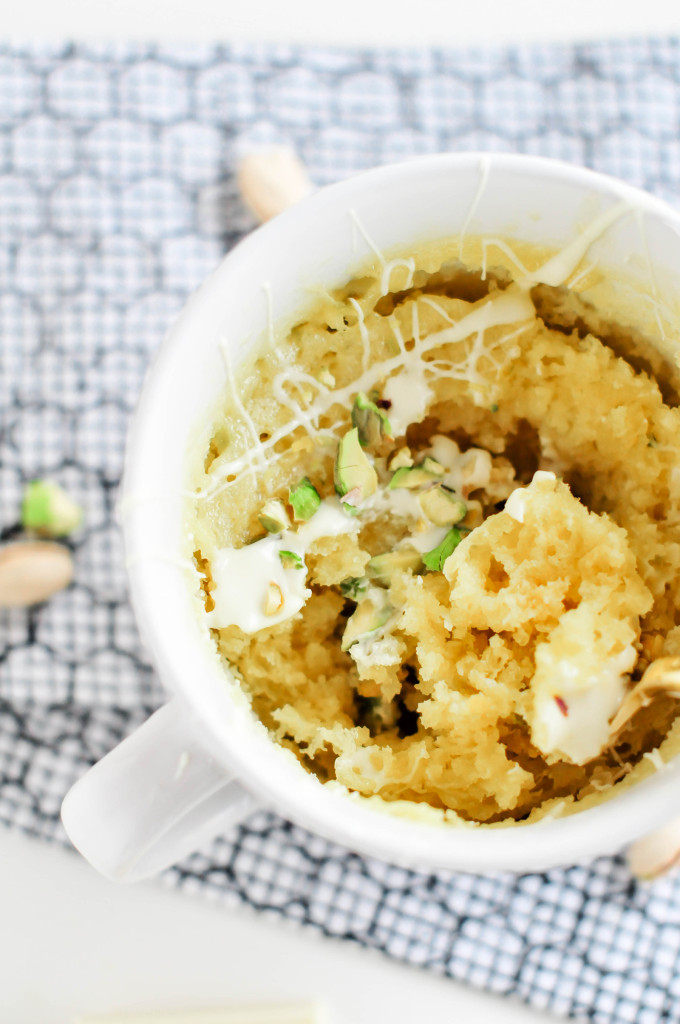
[380,257,415,296]
[200,289,536,501]
[458,155,490,262]
[348,296,372,375]
[349,207,386,266]
[634,208,666,342]
[522,201,631,288]
[199,165,635,505]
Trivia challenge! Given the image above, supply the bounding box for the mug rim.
[122,151,680,872]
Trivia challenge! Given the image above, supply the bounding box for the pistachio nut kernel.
[334,427,378,507]
[259,498,290,534]
[387,446,414,471]
[422,526,465,572]
[419,456,445,477]
[279,549,304,570]
[418,486,467,526]
[21,480,83,538]
[289,477,321,521]
[340,576,368,600]
[341,597,392,651]
[389,464,442,490]
[351,391,392,448]
[367,548,422,581]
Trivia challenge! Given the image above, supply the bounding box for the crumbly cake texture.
[188,237,680,825]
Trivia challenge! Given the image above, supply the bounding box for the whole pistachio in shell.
[0,541,74,608]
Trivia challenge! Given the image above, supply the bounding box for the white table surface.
[4,0,680,47]
[0,829,568,1024]
[3,2,677,1021]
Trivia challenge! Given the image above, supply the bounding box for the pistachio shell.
[0,541,73,607]
[237,147,313,223]
[627,818,680,880]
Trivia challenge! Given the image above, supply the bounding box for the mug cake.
[186,215,680,826]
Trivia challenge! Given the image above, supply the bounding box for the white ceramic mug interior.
[61,152,680,881]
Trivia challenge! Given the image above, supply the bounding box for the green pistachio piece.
[419,456,445,477]
[340,576,368,600]
[259,499,290,534]
[21,480,83,537]
[387,446,413,471]
[351,391,392,448]
[367,548,422,581]
[357,694,399,733]
[289,477,321,521]
[389,465,441,490]
[341,597,392,651]
[279,550,304,570]
[418,486,467,527]
[422,527,464,572]
[334,428,378,506]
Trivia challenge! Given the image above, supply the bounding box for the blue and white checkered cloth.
[3,36,680,1024]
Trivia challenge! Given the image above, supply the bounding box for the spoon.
[608,655,680,737]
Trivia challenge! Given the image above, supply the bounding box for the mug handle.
[61,700,255,883]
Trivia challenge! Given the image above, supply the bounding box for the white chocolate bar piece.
[75,1003,328,1024]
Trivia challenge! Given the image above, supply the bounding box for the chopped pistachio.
[389,464,441,490]
[491,403,499,413]
[259,499,290,534]
[419,456,445,477]
[357,694,399,733]
[263,580,284,616]
[422,527,464,572]
[334,428,378,507]
[367,548,422,581]
[289,477,321,521]
[341,597,392,651]
[418,486,467,526]
[351,391,392,448]
[279,550,304,570]
[340,576,368,600]
[21,480,83,537]
[387,446,413,471]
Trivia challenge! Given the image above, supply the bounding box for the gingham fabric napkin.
[2,37,680,1024]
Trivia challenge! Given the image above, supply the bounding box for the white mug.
[61,152,680,882]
